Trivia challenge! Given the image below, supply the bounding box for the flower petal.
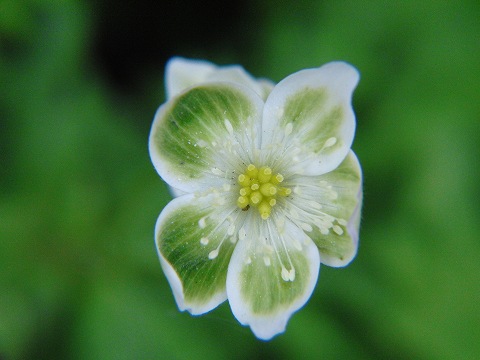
[155,193,239,314]
[166,57,274,100]
[286,151,363,267]
[166,57,216,99]
[226,216,320,340]
[206,67,274,100]
[149,83,264,192]
[261,62,359,176]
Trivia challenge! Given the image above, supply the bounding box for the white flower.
[149,57,363,340]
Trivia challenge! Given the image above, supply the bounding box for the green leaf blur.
[1,0,479,359]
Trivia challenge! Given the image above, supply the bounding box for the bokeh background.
[1,0,479,359]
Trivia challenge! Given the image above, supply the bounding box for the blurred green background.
[1,0,479,359]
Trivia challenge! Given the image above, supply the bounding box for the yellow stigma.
[236,164,290,219]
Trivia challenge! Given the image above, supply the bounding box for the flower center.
[236,164,291,220]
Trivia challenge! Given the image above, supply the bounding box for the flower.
[149,57,363,340]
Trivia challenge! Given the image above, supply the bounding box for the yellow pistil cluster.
[236,164,291,220]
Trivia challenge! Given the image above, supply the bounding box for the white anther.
[308,200,323,210]
[281,267,295,282]
[208,249,219,260]
[323,137,337,148]
[198,217,207,229]
[200,237,209,245]
[333,225,344,235]
[288,268,296,281]
[300,222,313,232]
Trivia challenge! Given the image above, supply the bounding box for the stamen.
[208,249,219,260]
[323,137,337,148]
[198,217,207,229]
[237,196,249,209]
[238,174,250,187]
[235,163,291,219]
[333,225,344,235]
[281,267,291,282]
[246,164,258,178]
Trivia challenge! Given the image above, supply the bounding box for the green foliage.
[1,0,479,359]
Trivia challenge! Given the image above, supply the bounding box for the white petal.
[166,57,216,99]
[286,151,363,267]
[166,57,275,100]
[207,66,274,100]
[168,186,187,198]
[155,193,239,315]
[226,216,320,340]
[261,62,359,176]
[149,82,263,193]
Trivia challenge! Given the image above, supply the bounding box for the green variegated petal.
[226,216,320,340]
[286,151,362,267]
[149,83,263,193]
[166,57,274,100]
[166,57,216,99]
[155,193,239,314]
[262,62,359,176]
